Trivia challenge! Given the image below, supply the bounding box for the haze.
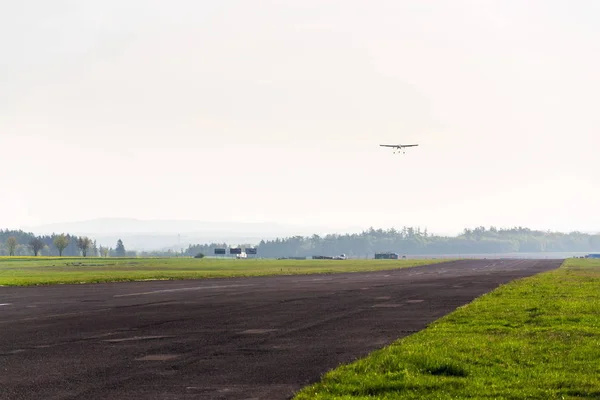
[2,0,599,235]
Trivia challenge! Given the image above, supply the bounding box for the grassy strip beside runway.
[294,258,600,399]
[0,257,446,286]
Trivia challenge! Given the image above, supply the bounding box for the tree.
[77,236,93,257]
[115,239,126,257]
[53,234,70,256]
[28,237,45,256]
[6,236,18,256]
[99,246,110,257]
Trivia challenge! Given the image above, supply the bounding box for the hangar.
[375,252,400,260]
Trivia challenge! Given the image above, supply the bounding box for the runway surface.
[0,259,562,400]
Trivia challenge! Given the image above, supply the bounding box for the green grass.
[293,258,600,399]
[0,257,447,286]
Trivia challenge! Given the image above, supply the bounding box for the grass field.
[0,257,447,286]
[293,258,600,399]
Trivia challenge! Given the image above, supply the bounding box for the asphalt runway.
[0,259,562,400]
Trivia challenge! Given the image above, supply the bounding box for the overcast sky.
[1,0,599,235]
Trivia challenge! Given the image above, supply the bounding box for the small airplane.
[380,144,419,154]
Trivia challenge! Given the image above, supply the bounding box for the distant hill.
[91,233,276,252]
[24,218,300,234]
[5,223,600,256]
[23,218,363,251]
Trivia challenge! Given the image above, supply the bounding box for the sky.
[1,0,599,235]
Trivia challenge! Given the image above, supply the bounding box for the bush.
[194,252,205,259]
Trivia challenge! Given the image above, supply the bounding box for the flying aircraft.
[379,144,419,154]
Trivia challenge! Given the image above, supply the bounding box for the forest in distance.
[1,226,599,258]
[0,230,134,258]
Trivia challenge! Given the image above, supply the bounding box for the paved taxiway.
[0,259,562,399]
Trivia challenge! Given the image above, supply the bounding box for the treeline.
[0,230,134,257]
[4,226,599,259]
[184,227,600,258]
